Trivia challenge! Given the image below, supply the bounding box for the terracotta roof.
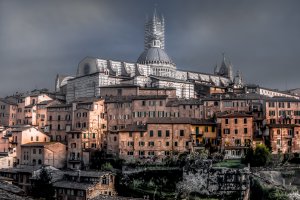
[267,124,300,128]
[21,142,64,147]
[63,170,111,178]
[119,124,147,132]
[166,98,202,106]
[216,112,253,118]
[0,98,17,106]
[105,95,168,103]
[147,117,216,125]
[53,181,93,190]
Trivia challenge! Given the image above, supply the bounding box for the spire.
[214,63,219,74]
[144,6,165,50]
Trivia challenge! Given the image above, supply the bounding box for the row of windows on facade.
[223,128,248,134]
[48,107,72,112]
[126,150,172,156]
[222,101,248,108]
[125,140,189,147]
[276,139,293,147]
[268,102,294,108]
[224,139,251,146]
[70,133,98,139]
[141,100,164,107]
[269,110,300,116]
[109,111,181,120]
[49,115,71,121]
[128,130,187,138]
[225,118,248,124]
[30,136,47,142]
[0,105,6,110]
[271,129,295,136]
[269,119,295,124]
[48,124,67,131]
[23,152,43,163]
[70,142,97,149]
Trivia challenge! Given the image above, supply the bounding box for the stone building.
[53,171,117,199]
[0,99,17,127]
[55,10,236,103]
[66,98,106,170]
[46,102,72,143]
[118,118,217,161]
[268,124,300,154]
[10,126,50,165]
[217,112,253,159]
[20,142,67,168]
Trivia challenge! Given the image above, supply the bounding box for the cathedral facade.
[56,11,240,103]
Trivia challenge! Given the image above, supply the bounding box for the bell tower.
[144,9,165,50]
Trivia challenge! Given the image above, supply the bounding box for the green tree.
[244,144,271,167]
[31,167,55,200]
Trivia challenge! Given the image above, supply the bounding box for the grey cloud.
[1,0,300,96]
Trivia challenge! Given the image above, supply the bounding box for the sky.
[1,0,300,96]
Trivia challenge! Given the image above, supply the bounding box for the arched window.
[38,159,42,165]
[32,159,36,165]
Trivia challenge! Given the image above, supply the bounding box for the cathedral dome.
[137,47,174,66]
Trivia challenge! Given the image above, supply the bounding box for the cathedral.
[55,10,243,103]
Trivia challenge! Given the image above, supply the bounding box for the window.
[205,126,208,132]
[180,130,184,137]
[39,149,42,154]
[148,141,155,146]
[93,133,96,138]
[158,130,162,137]
[224,129,230,134]
[139,151,145,156]
[234,119,238,124]
[166,130,170,137]
[58,115,61,121]
[33,149,36,154]
[127,151,134,155]
[139,141,145,146]
[185,141,189,146]
[244,118,247,124]
[277,139,281,145]
[129,132,133,137]
[102,176,108,185]
[225,119,229,124]
[235,129,238,134]
[142,101,146,106]
[244,128,248,134]
[149,130,153,137]
[127,141,134,146]
[38,159,42,165]
[174,142,178,146]
[36,136,39,141]
[31,136,33,141]
[166,141,169,146]
[140,132,144,137]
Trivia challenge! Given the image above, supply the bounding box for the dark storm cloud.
[1,0,300,96]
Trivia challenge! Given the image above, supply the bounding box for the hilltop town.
[1,10,300,200]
